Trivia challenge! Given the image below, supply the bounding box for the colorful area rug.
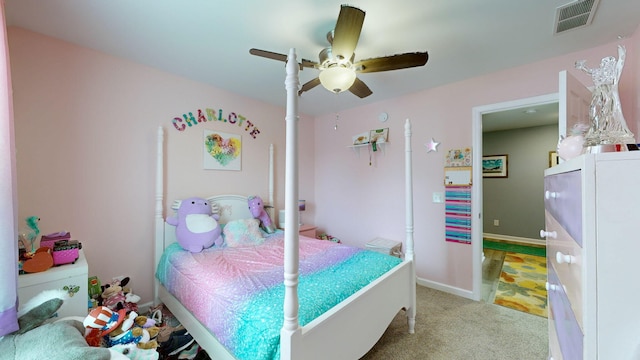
[493,252,548,318]
[483,239,546,257]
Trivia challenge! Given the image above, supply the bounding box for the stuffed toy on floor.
[0,289,130,359]
[100,277,140,313]
[83,306,160,356]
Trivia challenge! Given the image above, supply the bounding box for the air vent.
[554,0,600,34]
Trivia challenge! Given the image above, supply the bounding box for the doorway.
[470,93,559,301]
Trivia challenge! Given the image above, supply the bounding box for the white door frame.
[470,93,559,301]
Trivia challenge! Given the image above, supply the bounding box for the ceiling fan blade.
[348,77,372,98]
[331,5,365,61]
[250,48,287,62]
[250,48,318,69]
[298,77,321,96]
[354,52,429,73]
[300,58,319,69]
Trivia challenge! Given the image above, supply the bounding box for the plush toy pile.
[0,284,210,359]
[83,306,160,353]
[0,290,125,359]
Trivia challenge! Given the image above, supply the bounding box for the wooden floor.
[482,240,547,303]
[482,248,506,303]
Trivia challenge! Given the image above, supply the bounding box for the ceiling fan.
[249,4,429,98]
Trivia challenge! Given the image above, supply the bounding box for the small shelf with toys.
[348,128,389,157]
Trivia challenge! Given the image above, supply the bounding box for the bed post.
[281,48,302,358]
[404,119,416,333]
[268,143,275,221]
[154,126,165,305]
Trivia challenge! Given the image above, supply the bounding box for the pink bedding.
[156,231,401,359]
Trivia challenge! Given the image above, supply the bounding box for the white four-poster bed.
[153,49,416,360]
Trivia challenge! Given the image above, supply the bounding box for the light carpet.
[493,252,548,318]
[362,285,548,360]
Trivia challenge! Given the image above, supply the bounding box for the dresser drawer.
[546,211,583,329]
[548,301,562,360]
[547,267,583,360]
[544,170,582,246]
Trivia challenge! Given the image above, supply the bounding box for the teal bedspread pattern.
[156,232,401,360]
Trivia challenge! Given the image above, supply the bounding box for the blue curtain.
[0,1,20,336]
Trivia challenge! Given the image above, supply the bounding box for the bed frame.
[153,48,416,360]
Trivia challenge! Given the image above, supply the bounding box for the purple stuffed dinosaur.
[248,195,276,234]
[166,197,223,252]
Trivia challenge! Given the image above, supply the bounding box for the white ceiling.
[482,102,559,133]
[5,0,640,117]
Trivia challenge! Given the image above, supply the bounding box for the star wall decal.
[425,138,440,153]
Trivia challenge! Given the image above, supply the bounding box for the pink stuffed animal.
[166,197,223,252]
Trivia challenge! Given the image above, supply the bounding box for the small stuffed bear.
[135,315,157,328]
[83,306,129,347]
[166,197,223,252]
[132,314,160,350]
[134,326,160,350]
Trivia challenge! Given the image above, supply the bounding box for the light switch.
[432,192,444,203]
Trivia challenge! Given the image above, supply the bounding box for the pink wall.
[9,24,640,304]
[627,37,638,134]
[9,27,315,305]
[313,32,639,292]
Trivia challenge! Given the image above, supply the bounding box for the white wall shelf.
[347,142,386,156]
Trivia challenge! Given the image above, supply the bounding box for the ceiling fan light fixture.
[250,5,428,99]
[319,66,356,93]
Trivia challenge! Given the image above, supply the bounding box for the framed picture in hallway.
[549,151,559,167]
[482,154,508,178]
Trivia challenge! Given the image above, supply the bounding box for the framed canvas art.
[482,154,508,178]
[203,130,242,171]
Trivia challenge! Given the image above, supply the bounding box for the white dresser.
[18,249,88,318]
[543,152,640,359]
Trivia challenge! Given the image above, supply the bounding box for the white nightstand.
[299,224,318,238]
[366,238,403,258]
[18,249,88,318]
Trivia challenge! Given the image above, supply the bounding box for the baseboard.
[483,233,545,247]
[416,277,477,301]
[416,234,544,304]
